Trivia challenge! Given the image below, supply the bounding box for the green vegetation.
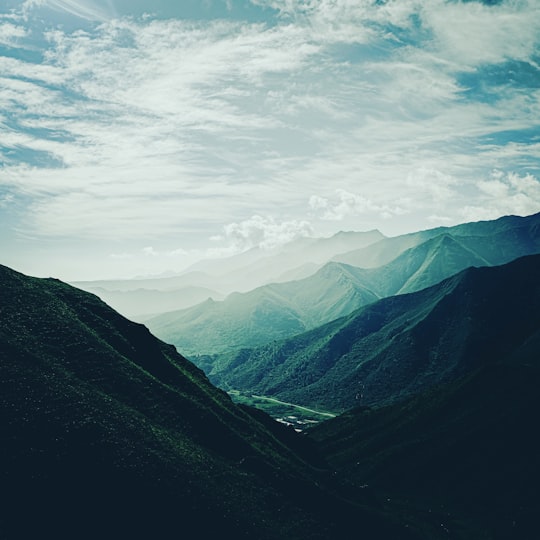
[3,214,540,539]
[0,263,419,540]
[207,254,540,412]
[310,331,540,539]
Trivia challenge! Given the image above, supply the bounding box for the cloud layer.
[1,0,540,278]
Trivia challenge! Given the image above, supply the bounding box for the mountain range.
[72,229,384,319]
[207,254,540,412]
[2,213,540,539]
[146,212,540,360]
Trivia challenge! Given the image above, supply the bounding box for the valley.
[2,211,540,539]
[227,390,337,430]
[4,2,540,538]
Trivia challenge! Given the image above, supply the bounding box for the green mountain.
[146,261,380,356]
[333,211,540,268]
[0,264,416,540]
[147,212,540,360]
[210,254,540,413]
[310,327,540,539]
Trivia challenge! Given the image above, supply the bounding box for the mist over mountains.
[145,212,540,360]
[72,229,384,319]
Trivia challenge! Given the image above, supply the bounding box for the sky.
[1,0,540,280]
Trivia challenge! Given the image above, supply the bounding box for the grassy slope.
[0,264,417,540]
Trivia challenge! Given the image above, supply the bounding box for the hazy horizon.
[2,0,540,280]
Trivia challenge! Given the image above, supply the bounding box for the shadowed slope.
[0,264,416,540]
[310,330,540,539]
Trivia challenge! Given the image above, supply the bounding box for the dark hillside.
[310,330,540,539]
[0,264,416,540]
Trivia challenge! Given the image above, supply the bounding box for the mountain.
[147,212,540,360]
[146,261,380,356]
[209,254,540,412]
[184,229,385,288]
[310,327,540,539]
[76,284,225,320]
[71,229,384,319]
[0,264,417,540]
[333,211,540,268]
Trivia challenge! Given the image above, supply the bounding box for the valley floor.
[228,390,337,430]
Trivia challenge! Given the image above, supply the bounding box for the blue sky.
[1,0,540,280]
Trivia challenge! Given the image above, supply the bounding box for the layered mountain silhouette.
[0,264,417,540]
[209,254,540,412]
[3,224,540,539]
[146,261,380,356]
[333,211,540,268]
[74,283,225,320]
[146,212,540,359]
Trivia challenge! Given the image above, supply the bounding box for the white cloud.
[220,215,314,251]
[311,189,407,222]
[0,23,28,47]
[250,0,420,44]
[309,195,328,211]
[22,0,113,22]
[142,246,157,257]
[406,167,458,204]
[2,0,540,278]
[420,0,540,68]
[0,193,15,206]
[462,170,540,222]
[427,214,453,224]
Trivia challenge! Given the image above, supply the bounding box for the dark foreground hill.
[310,329,540,539]
[0,264,417,540]
[211,255,540,412]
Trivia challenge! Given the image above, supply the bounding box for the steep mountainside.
[310,329,540,539]
[210,255,540,412]
[147,212,540,360]
[0,264,416,540]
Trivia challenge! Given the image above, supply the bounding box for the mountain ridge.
[209,254,540,412]
[147,212,540,359]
